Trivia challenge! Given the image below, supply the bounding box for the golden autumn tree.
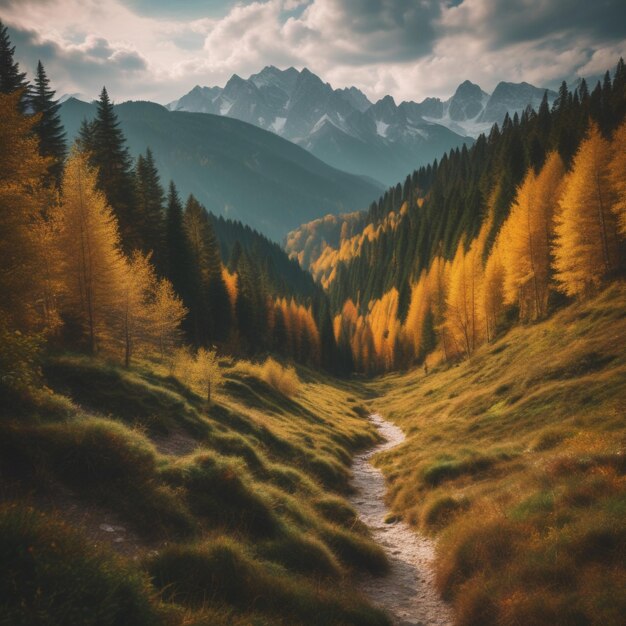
[553,123,621,297]
[192,347,222,408]
[608,119,626,237]
[115,251,156,367]
[482,238,506,342]
[31,198,65,332]
[150,277,187,360]
[58,149,126,353]
[368,288,401,370]
[0,91,54,330]
[402,273,430,361]
[426,254,452,362]
[501,152,565,320]
[446,234,485,358]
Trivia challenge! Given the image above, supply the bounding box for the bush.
[0,314,42,414]
[236,358,301,397]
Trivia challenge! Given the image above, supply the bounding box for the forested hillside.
[0,23,390,626]
[59,96,383,241]
[289,60,626,373]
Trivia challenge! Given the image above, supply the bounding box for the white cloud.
[3,0,625,104]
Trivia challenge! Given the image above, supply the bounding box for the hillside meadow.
[366,282,626,626]
[0,353,392,626]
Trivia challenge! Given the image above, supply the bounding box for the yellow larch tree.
[0,91,54,330]
[192,347,222,408]
[150,277,187,360]
[115,251,156,367]
[501,151,565,321]
[482,237,506,342]
[402,272,430,361]
[553,123,621,297]
[368,288,401,370]
[426,254,452,362]
[58,149,126,353]
[446,231,486,358]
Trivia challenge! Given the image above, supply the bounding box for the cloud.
[2,0,625,104]
[7,23,150,101]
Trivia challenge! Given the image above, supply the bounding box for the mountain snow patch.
[376,120,389,137]
[271,116,287,133]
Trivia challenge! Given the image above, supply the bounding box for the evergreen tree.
[76,118,96,153]
[135,148,165,271]
[0,21,28,110]
[183,194,231,344]
[608,120,626,237]
[165,182,197,341]
[30,61,66,187]
[90,87,139,252]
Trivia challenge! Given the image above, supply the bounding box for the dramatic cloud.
[2,0,625,104]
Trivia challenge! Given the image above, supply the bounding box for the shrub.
[236,358,301,397]
[260,358,301,397]
[0,314,42,414]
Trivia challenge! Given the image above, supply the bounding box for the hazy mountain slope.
[59,98,383,241]
[170,66,474,186]
[169,66,562,186]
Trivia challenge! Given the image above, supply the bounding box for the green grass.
[366,282,626,626]
[0,503,160,626]
[2,352,390,626]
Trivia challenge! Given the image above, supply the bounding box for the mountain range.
[59,98,383,242]
[169,66,557,185]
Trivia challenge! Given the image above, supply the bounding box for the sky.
[2,0,626,105]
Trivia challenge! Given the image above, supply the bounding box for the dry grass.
[367,282,626,625]
[2,352,389,625]
[234,357,301,397]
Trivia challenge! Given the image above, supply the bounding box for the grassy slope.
[367,282,626,626]
[0,355,390,626]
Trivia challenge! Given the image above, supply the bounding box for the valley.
[1,11,626,626]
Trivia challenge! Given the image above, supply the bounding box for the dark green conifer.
[135,148,165,271]
[30,61,66,186]
[90,87,139,251]
[0,20,28,109]
[165,182,197,341]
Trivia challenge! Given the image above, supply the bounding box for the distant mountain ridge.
[169,66,557,185]
[59,98,383,242]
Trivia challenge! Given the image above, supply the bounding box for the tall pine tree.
[90,87,139,252]
[135,148,165,271]
[165,182,197,341]
[30,61,66,187]
[0,20,28,110]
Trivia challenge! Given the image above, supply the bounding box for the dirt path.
[349,413,453,626]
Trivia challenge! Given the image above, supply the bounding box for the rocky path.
[349,414,453,626]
